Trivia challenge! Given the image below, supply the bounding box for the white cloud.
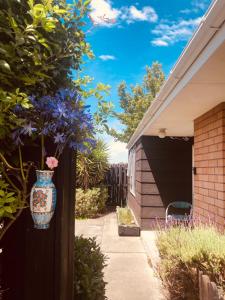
[180,0,211,14]
[97,132,128,163]
[108,139,128,163]
[97,120,128,163]
[151,39,168,47]
[180,8,194,15]
[192,0,210,11]
[89,0,158,27]
[90,0,120,27]
[99,54,116,61]
[129,6,158,22]
[121,5,158,24]
[151,17,202,47]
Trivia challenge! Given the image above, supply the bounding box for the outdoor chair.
[165,201,192,225]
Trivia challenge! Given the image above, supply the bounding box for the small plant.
[117,207,135,225]
[75,187,108,218]
[156,226,225,300]
[74,236,107,300]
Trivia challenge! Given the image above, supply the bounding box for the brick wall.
[194,102,225,229]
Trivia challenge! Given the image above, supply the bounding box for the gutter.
[127,0,225,150]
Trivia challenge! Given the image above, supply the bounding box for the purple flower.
[12,88,95,154]
[69,141,77,150]
[22,123,37,136]
[54,133,65,144]
[12,131,23,145]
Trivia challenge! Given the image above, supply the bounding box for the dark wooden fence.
[199,271,225,300]
[1,147,75,300]
[105,163,128,207]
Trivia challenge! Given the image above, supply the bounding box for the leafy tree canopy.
[108,62,165,143]
[0,0,93,94]
[0,0,113,142]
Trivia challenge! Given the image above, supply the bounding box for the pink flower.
[46,157,58,170]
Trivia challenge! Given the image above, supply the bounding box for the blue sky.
[75,0,211,162]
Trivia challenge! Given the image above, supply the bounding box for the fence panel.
[105,164,128,207]
[199,271,225,300]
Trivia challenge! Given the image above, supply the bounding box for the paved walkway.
[75,212,165,300]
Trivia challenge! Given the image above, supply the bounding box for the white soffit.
[145,39,225,137]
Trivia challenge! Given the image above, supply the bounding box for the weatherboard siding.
[128,136,193,229]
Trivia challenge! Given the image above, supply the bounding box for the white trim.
[128,149,136,196]
[127,0,225,150]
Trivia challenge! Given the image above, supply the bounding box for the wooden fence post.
[208,282,220,300]
[199,270,224,300]
[201,274,210,300]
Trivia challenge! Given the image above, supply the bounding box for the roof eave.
[127,0,225,150]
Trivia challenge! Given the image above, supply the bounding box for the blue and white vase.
[30,170,57,229]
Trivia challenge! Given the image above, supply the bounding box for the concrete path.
[75,212,165,300]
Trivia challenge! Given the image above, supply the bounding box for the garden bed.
[156,226,225,300]
[116,206,140,236]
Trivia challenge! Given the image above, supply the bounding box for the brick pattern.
[194,102,225,229]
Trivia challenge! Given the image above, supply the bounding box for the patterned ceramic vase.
[30,170,57,229]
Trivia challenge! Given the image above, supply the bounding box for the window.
[128,149,136,196]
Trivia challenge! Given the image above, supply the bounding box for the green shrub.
[157,226,225,300]
[75,186,108,218]
[117,207,135,225]
[74,236,107,300]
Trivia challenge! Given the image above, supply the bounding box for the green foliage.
[0,0,112,141]
[76,139,109,189]
[74,236,107,300]
[75,187,108,218]
[109,62,165,142]
[74,75,113,132]
[157,226,225,300]
[117,207,135,225]
[0,0,92,95]
[0,0,93,149]
[0,89,31,140]
[0,179,22,220]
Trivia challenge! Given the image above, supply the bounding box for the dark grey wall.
[128,136,193,229]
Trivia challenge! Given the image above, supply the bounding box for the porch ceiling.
[142,40,225,137]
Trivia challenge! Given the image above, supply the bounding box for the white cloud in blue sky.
[90,0,158,26]
[151,17,202,47]
[90,0,120,26]
[120,5,158,24]
[98,120,128,163]
[180,0,210,14]
[99,54,116,61]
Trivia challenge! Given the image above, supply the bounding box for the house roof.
[127,0,225,150]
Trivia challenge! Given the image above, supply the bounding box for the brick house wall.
[128,136,192,229]
[194,102,225,229]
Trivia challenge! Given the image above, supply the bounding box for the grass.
[156,226,225,300]
[117,207,135,225]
